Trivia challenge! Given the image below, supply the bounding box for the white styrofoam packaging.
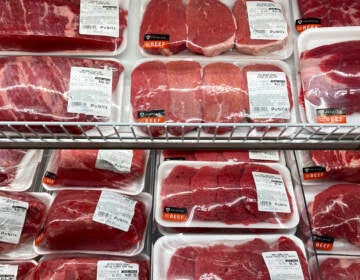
[303,182,360,256]
[138,0,293,60]
[0,193,52,261]
[155,161,299,231]
[127,58,298,139]
[153,234,310,280]
[0,150,43,192]
[0,0,129,56]
[295,26,360,135]
[42,149,149,195]
[34,191,152,257]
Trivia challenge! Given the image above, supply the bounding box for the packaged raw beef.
[313,255,360,280]
[0,260,37,280]
[0,56,124,134]
[153,234,311,280]
[156,161,298,230]
[29,254,149,280]
[298,28,360,131]
[43,149,148,195]
[0,150,42,192]
[0,192,49,259]
[35,190,151,256]
[0,0,128,55]
[131,59,295,137]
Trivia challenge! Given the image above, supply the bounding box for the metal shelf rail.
[0,122,359,149]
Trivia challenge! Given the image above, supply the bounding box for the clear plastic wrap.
[35,190,152,256]
[155,161,298,231]
[0,260,37,280]
[29,254,149,280]
[313,255,360,280]
[43,149,148,195]
[0,56,124,134]
[0,0,129,55]
[153,234,311,280]
[139,0,293,59]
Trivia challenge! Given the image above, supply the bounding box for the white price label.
[68,67,113,117]
[93,191,136,232]
[97,261,139,280]
[0,265,18,280]
[262,251,304,280]
[247,71,290,119]
[0,197,29,244]
[95,150,133,173]
[247,1,288,40]
[249,150,280,161]
[252,172,290,213]
[80,0,119,37]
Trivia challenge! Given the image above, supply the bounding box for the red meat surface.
[1,262,36,280]
[39,190,147,252]
[310,184,360,246]
[139,0,186,55]
[0,191,47,254]
[167,246,203,279]
[161,165,197,196]
[190,166,218,189]
[0,150,26,187]
[186,0,236,56]
[233,0,289,55]
[315,258,360,280]
[30,256,149,280]
[48,149,146,190]
[0,0,127,52]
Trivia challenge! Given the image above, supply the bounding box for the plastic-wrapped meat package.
[297,0,360,27]
[0,56,123,134]
[314,257,360,280]
[0,150,26,187]
[43,150,147,194]
[233,0,289,55]
[308,184,360,246]
[299,40,360,125]
[0,0,128,54]
[154,235,311,280]
[158,162,296,229]
[29,255,149,280]
[0,191,47,255]
[139,0,186,55]
[36,190,150,255]
[0,261,36,280]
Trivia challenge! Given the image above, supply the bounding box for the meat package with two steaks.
[313,256,360,280]
[131,60,295,137]
[42,149,148,195]
[139,0,292,58]
[0,191,50,260]
[26,254,150,280]
[0,56,124,134]
[0,260,37,280]
[34,190,151,256]
[0,0,128,55]
[155,161,298,233]
[298,27,360,132]
[153,234,311,279]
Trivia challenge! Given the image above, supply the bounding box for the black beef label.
[43,171,57,185]
[312,234,334,251]
[137,110,165,123]
[303,166,327,180]
[143,34,170,49]
[164,157,186,161]
[162,207,188,222]
[316,108,347,124]
[295,18,321,32]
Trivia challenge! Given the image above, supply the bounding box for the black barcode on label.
[255,29,266,33]
[71,102,87,107]
[98,211,110,218]
[253,107,270,112]
[83,25,97,29]
[260,201,272,206]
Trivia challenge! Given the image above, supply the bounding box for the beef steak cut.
[186,0,236,56]
[0,150,26,187]
[298,0,360,27]
[202,62,248,134]
[233,0,289,55]
[310,150,360,183]
[0,0,127,52]
[161,165,197,196]
[315,257,360,280]
[139,0,186,55]
[309,184,360,246]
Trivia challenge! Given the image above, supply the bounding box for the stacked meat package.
[0,0,358,279]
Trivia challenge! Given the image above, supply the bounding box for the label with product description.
[80,0,119,37]
[162,207,188,222]
[137,110,165,123]
[249,150,280,161]
[316,108,347,124]
[97,261,139,280]
[302,166,327,180]
[295,18,321,33]
[68,67,113,117]
[247,72,290,119]
[0,197,29,244]
[262,251,304,280]
[312,234,334,251]
[95,150,133,173]
[0,264,18,280]
[252,172,290,213]
[246,1,288,40]
[93,191,136,232]
[143,34,170,50]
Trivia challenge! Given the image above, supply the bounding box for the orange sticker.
[313,235,334,251]
[303,167,327,180]
[162,207,188,222]
[316,108,347,124]
[143,34,169,50]
[295,18,321,33]
[137,110,165,124]
[42,171,57,186]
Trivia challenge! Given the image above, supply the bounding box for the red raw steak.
[0,150,26,186]
[139,0,186,55]
[161,165,197,196]
[0,0,127,52]
[167,246,203,279]
[314,257,360,280]
[186,0,236,56]
[39,190,147,252]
